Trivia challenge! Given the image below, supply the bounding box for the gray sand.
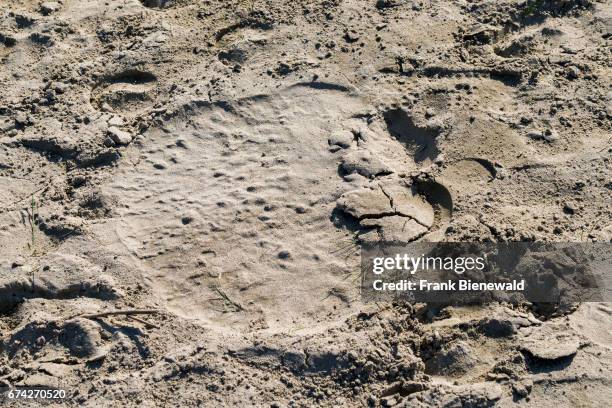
[0,0,610,406]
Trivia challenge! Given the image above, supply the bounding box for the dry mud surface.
[0,0,611,406]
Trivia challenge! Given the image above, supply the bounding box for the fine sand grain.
[0,0,610,406]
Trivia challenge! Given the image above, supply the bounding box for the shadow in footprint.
[383,108,440,163]
[413,179,453,238]
[330,207,363,233]
[94,320,151,359]
[140,0,172,8]
[105,70,157,85]
[523,352,576,375]
[91,70,158,116]
[414,179,452,222]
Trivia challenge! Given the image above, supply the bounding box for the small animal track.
[413,178,453,237]
[383,108,440,163]
[214,12,275,44]
[442,158,500,184]
[90,70,158,117]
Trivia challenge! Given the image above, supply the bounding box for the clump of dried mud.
[0,0,610,406]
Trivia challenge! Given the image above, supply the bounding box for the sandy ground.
[0,0,611,406]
